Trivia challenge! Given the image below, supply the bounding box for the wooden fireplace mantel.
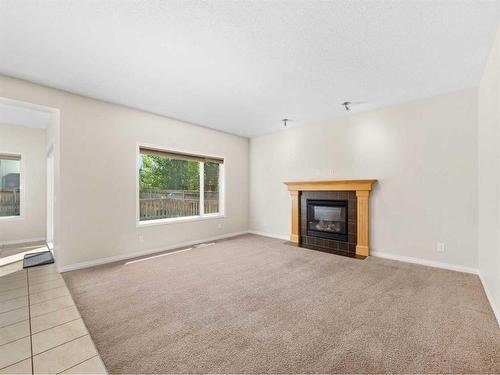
[284,179,377,257]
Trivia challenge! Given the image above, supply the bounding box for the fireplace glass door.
[307,200,348,241]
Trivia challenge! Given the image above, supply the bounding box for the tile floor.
[0,262,107,374]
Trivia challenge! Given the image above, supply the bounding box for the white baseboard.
[247,230,289,241]
[370,251,478,275]
[0,237,46,246]
[478,272,500,327]
[58,231,249,273]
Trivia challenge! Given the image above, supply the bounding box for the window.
[138,147,223,223]
[0,154,21,218]
[204,161,220,215]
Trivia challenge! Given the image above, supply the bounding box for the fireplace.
[307,200,348,242]
[299,191,358,257]
[284,179,377,257]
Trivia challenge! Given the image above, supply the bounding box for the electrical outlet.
[138,234,144,242]
[217,223,222,229]
[437,242,445,252]
[329,169,335,176]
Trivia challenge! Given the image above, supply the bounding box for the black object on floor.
[23,251,54,268]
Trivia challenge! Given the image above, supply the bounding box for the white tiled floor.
[0,262,107,374]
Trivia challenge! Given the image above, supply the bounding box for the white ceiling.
[0,102,50,129]
[1,1,499,137]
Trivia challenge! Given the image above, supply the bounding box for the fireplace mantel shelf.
[284,179,377,192]
[283,179,378,257]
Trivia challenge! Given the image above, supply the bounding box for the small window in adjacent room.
[0,154,21,218]
[138,147,223,223]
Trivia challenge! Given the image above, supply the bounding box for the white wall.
[478,24,500,323]
[250,88,478,271]
[0,75,486,280]
[0,123,46,243]
[0,76,249,269]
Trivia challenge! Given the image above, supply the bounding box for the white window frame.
[0,152,24,221]
[136,143,225,227]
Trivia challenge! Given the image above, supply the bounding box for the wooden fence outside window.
[139,189,219,220]
[0,191,20,217]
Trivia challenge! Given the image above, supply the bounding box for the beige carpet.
[63,234,500,374]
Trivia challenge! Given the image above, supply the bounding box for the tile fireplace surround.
[284,180,377,257]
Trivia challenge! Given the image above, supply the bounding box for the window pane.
[139,154,200,220]
[0,156,21,217]
[204,161,220,214]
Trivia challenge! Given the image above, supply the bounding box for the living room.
[0,1,499,374]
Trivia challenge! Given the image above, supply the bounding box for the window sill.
[0,215,24,222]
[137,213,225,227]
